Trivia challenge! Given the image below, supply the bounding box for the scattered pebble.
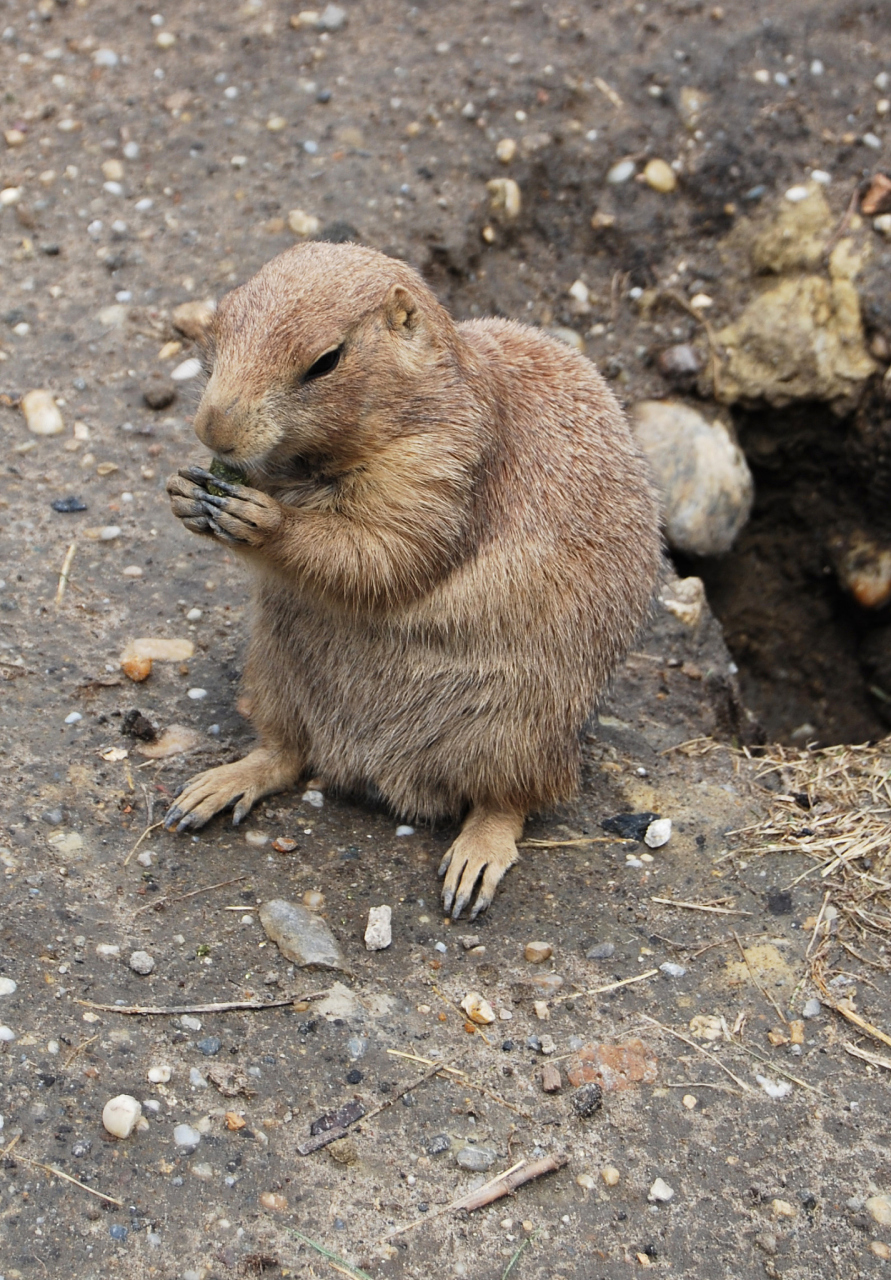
[495,137,517,163]
[273,837,298,853]
[648,1177,675,1203]
[802,997,822,1019]
[660,962,686,978]
[456,1145,496,1172]
[771,1198,796,1218]
[303,890,325,908]
[173,1123,201,1148]
[52,495,88,514]
[643,158,677,193]
[182,1015,202,1031]
[542,1063,561,1092]
[172,299,215,340]
[756,1074,792,1099]
[460,991,496,1024]
[259,1191,288,1211]
[602,811,658,840]
[170,357,203,382]
[644,818,672,848]
[21,389,64,436]
[187,687,208,700]
[288,209,321,237]
[867,1196,891,1227]
[244,830,269,848]
[524,941,552,963]
[586,942,615,960]
[427,1133,450,1156]
[682,1094,697,1109]
[607,158,636,184]
[259,897,346,970]
[96,944,121,960]
[395,824,414,836]
[189,1067,208,1087]
[197,1036,222,1057]
[102,1094,142,1139]
[0,1026,15,1042]
[0,978,17,996]
[302,789,324,808]
[129,950,155,975]
[571,1082,603,1118]
[533,1000,550,1021]
[365,904,393,951]
[147,1065,171,1084]
[576,1172,595,1189]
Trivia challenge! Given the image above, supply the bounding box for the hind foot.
[163,746,304,833]
[438,804,525,920]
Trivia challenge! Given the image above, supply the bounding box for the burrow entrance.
[675,398,891,747]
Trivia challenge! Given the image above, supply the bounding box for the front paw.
[167,467,283,547]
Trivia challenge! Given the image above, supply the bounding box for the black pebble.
[601,812,659,841]
[571,1082,603,1118]
[426,1133,450,1155]
[51,496,87,513]
[346,1069,363,1084]
[121,709,157,742]
[501,1039,515,1052]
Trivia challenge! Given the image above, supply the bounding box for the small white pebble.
[660,962,686,978]
[189,1067,208,1088]
[99,525,121,541]
[863,132,882,150]
[231,154,248,168]
[173,1123,201,1147]
[134,197,154,212]
[181,1015,202,1031]
[147,1064,171,1084]
[64,711,83,725]
[136,850,154,867]
[365,904,393,951]
[810,169,831,184]
[171,357,202,381]
[810,59,824,76]
[187,688,208,700]
[753,69,770,84]
[784,185,810,203]
[756,1074,792,1099]
[607,159,635,184]
[644,818,672,848]
[395,824,415,837]
[186,607,202,621]
[129,950,155,975]
[301,789,324,808]
[244,830,269,847]
[103,1094,142,1139]
[0,1026,15,1042]
[123,141,140,159]
[0,978,17,996]
[103,181,124,196]
[648,1177,675,1203]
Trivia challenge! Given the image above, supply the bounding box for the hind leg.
[438,803,525,920]
[163,744,306,833]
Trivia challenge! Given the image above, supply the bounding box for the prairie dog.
[165,242,661,918]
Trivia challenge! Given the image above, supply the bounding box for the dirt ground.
[2,1,891,1278]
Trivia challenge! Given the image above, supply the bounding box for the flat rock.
[456,1145,496,1172]
[632,400,753,555]
[567,1038,658,1091]
[259,897,346,970]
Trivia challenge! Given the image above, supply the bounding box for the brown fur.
[165,242,661,916]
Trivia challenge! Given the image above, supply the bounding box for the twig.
[844,1041,891,1071]
[54,540,77,606]
[651,897,752,917]
[19,1156,123,1207]
[823,183,860,260]
[734,1043,821,1095]
[123,819,164,867]
[641,1015,752,1093]
[381,1162,528,1242]
[806,891,831,958]
[383,1048,529,1118]
[62,1035,98,1069]
[503,1228,539,1279]
[132,873,247,914]
[819,995,891,1051]
[555,968,659,1003]
[732,931,788,1025]
[285,1227,374,1280]
[663,1081,739,1093]
[461,1154,568,1212]
[297,1054,466,1156]
[520,836,631,848]
[0,1133,21,1159]
[75,991,329,1016]
[593,76,623,109]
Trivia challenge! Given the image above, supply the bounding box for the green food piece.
[207,456,245,495]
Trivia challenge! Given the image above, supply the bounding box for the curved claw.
[439,807,523,920]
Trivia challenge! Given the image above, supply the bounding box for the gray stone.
[455,1145,496,1173]
[802,997,822,1019]
[427,1133,451,1155]
[259,898,346,971]
[586,942,615,960]
[632,400,753,556]
[128,950,155,975]
[197,1036,221,1057]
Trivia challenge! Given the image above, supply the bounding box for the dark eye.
[303,346,342,383]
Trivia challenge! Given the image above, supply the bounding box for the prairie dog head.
[193,242,458,482]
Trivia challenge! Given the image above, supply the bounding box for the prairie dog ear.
[384,284,419,335]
